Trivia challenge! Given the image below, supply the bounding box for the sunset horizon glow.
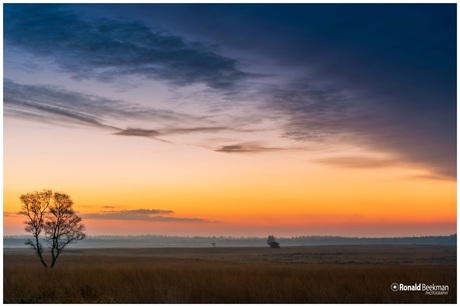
[3,4,456,238]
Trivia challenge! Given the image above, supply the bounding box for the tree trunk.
[34,236,47,268]
[38,255,48,268]
[50,248,59,268]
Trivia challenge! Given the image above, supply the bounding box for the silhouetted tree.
[45,192,86,267]
[267,235,280,248]
[19,189,86,268]
[19,190,52,268]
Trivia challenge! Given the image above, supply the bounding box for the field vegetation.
[3,245,456,303]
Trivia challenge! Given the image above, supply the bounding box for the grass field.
[3,245,456,303]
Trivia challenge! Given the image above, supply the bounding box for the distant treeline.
[285,234,457,246]
[3,234,456,248]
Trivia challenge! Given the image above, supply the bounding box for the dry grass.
[3,245,456,303]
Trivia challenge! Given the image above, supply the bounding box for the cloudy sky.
[4,4,456,237]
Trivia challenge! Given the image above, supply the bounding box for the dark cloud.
[82,209,211,223]
[4,4,250,90]
[261,79,352,142]
[315,156,398,169]
[264,76,456,180]
[114,129,161,137]
[113,126,231,138]
[215,143,286,153]
[113,128,172,143]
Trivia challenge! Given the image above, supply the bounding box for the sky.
[3,3,457,237]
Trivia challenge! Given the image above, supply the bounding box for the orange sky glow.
[4,118,456,237]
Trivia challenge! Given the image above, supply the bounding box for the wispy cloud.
[315,156,398,169]
[113,129,167,143]
[113,127,232,138]
[82,209,211,223]
[4,79,235,143]
[215,142,287,153]
[4,4,250,90]
[409,174,454,182]
[165,127,231,134]
[4,212,19,217]
[4,79,187,129]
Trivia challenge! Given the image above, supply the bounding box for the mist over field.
[4,234,456,249]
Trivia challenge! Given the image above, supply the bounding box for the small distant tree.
[267,235,280,248]
[19,189,86,268]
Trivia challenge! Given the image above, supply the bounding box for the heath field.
[3,245,456,303]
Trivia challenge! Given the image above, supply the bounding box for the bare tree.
[19,190,86,268]
[19,190,52,268]
[45,192,86,268]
